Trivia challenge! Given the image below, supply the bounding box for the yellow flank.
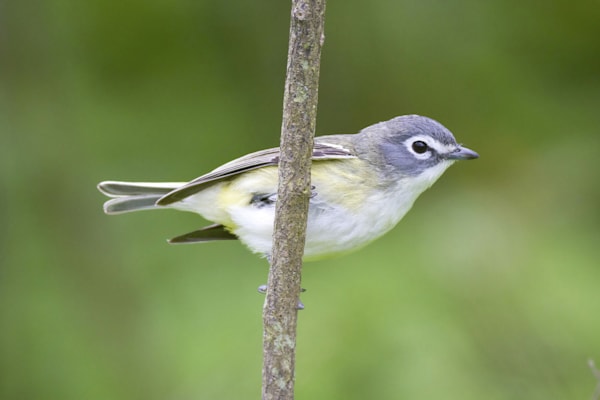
[216,166,279,228]
[310,158,377,211]
[213,158,376,229]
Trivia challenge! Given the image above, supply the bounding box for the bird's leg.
[259,254,307,309]
[257,285,306,310]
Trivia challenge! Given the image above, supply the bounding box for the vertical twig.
[589,359,600,400]
[261,1,326,399]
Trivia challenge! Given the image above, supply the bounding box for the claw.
[257,284,306,309]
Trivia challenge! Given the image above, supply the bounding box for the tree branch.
[261,1,326,399]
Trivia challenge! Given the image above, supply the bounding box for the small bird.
[98,115,478,260]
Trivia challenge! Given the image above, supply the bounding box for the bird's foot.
[257,285,306,310]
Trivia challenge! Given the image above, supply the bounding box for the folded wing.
[157,140,356,205]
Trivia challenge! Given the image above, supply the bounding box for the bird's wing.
[157,140,356,205]
[168,224,238,243]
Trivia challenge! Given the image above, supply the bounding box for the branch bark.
[261,1,326,399]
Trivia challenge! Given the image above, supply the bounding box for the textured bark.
[261,1,326,399]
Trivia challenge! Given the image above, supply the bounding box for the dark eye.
[412,140,428,154]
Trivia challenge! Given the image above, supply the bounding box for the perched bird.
[98,115,478,260]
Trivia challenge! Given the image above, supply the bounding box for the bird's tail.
[97,181,186,214]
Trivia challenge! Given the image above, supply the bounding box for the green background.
[2,1,599,399]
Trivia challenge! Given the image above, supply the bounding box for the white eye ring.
[405,136,434,160]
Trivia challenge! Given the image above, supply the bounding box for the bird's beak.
[446,146,479,160]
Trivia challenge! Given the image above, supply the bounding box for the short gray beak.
[446,146,479,160]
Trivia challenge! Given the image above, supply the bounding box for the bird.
[98,115,478,261]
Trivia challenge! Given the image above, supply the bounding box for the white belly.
[229,179,424,259]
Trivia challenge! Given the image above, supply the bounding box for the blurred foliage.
[1,0,599,399]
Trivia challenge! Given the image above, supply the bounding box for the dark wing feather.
[168,224,237,243]
[157,140,356,205]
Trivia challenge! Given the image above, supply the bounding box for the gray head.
[359,115,478,180]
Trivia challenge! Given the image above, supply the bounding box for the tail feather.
[103,195,163,214]
[98,181,186,215]
[98,181,185,196]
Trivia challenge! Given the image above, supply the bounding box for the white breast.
[302,179,421,259]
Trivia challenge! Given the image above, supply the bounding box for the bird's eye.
[412,141,428,154]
